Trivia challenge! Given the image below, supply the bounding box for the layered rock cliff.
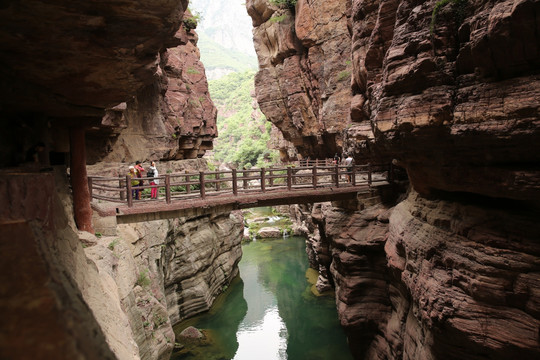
[85,202,243,359]
[247,0,353,158]
[249,0,540,359]
[0,1,241,359]
[86,20,217,164]
[0,2,216,169]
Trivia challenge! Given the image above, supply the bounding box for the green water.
[171,236,353,360]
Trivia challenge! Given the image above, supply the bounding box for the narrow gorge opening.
[168,2,360,357]
[170,208,352,360]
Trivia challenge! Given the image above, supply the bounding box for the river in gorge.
[171,234,353,360]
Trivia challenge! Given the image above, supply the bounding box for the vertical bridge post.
[126,175,133,207]
[287,167,292,190]
[119,178,125,201]
[200,171,206,199]
[232,169,238,195]
[186,173,191,194]
[70,127,94,233]
[334,164,339,187]
[351,165,356,186]
[312,165,317,189]
[243,168,248,190]
[215,172,220,192]
[165,174,171,204]
[261,168,266,192]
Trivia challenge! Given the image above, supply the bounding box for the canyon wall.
[0,169,118,359]
[247,0,353,158]
[0,166,243,360]
[249,0,540,359]
[86,18,217,164]
[85,202,243,359]
[85,159,243,359]
[0,1,243,359]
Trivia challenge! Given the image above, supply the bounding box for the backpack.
[147,170,154,178]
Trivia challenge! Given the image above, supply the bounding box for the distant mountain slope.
[197,32,257,80]
[209,70,278,167]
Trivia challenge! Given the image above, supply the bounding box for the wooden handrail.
[89,162,390,207]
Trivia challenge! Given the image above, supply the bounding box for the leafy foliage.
[108,239,119,251]
[269,14,287,23]
[269,0,298,9]
[183,9,202,31]
[337,70,351,82]
[430,0,468,34]
[136,269,151,288]
[209,70,279,168]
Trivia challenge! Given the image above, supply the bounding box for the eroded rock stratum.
[247,0,353,159]
[0,1,234,359]
[249,0,540,358]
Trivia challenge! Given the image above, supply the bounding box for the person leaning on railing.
[344,154,354,182]
[128,166,140,200]
[148,161,159,199]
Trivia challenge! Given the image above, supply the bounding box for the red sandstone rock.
[273,4,540,358]
[350,0,540,197]
[382,191,540,359]
[247,0,353,158]
[179,326,204,341]
[0,0,189,118]
[0,171,116,359]
[86,20,217,163]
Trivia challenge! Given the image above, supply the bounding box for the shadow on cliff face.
[429,188,540,215]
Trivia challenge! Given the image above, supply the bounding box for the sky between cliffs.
[189,0,256,57]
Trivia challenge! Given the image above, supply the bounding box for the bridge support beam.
[69,127,94,233]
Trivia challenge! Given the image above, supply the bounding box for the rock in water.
[257,227,282,238]
[178,326,204,341]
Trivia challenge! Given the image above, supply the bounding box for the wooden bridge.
[89,162,394,223]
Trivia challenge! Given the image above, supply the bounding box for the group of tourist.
[333,153,355,182]
[128,161,159,200]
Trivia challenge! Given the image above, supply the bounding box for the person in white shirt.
[148,161,159,199]
[344,154,354,182]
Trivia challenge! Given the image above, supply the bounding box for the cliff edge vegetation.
[209,70,279,168]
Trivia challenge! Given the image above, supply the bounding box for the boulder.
[178,326,204,342]
[257,227,282,238]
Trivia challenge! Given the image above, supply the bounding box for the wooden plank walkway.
[89,163,393,221]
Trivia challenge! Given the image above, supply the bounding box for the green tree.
[209,70,278,168]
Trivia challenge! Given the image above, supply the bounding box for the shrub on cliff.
[269,0,297,9]
[183,9,202,31]
[209,70,279,168]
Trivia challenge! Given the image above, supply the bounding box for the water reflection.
[234,307,288,360]
[172,237,352,360]
[233,248,288,359]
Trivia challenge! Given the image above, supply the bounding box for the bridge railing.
[88,163,393,207]
[296,158,335,167]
